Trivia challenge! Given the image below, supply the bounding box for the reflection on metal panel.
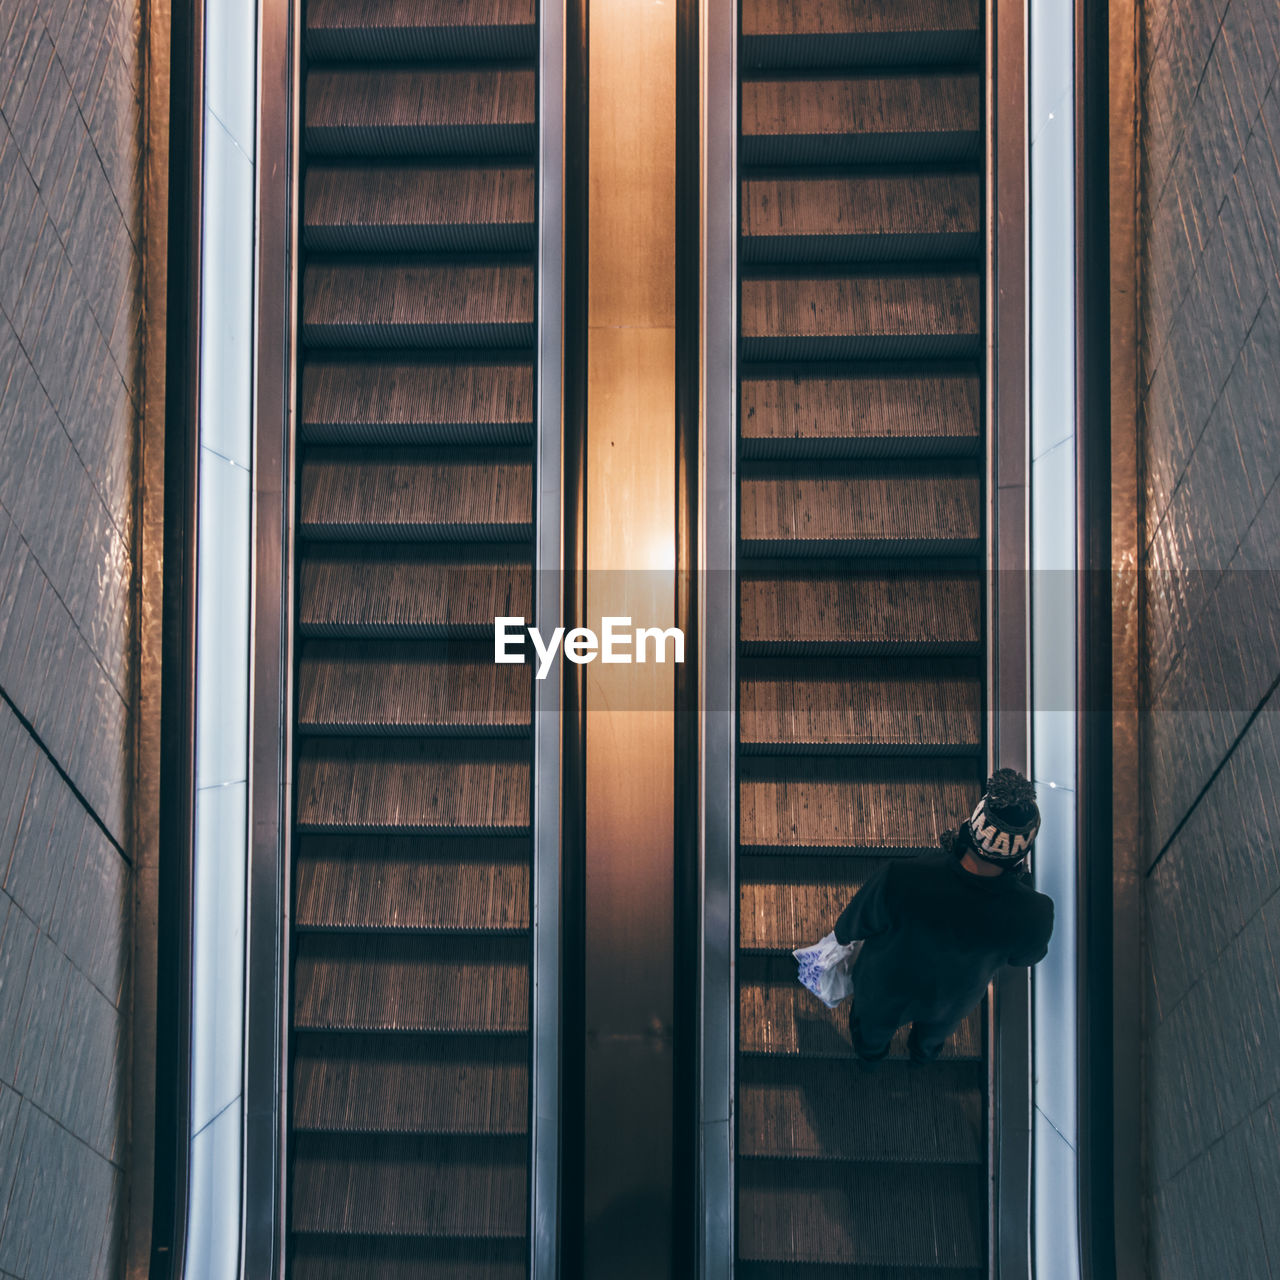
[532,0,565,1272]
[699,0,737,1274]
[988,0,1033,1274]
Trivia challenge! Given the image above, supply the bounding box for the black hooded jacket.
[833,847,1055,1030]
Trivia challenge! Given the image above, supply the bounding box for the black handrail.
[151,0,203,1270]
[671,0,702,1267]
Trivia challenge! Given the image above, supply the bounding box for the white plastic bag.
[793,931,861,1009]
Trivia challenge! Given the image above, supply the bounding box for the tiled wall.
[1139,0,1280,1273]
[0,0,142,1271]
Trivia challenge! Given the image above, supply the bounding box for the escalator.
[734,0,990,1273]
[287,2,538,1275]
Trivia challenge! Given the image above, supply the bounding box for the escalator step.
[740,572,981,655]
[740,73,980,165]
[740,371,980,460]
[741,172,980,264]
[305,69,536,157]
[739,658,982,754]
[292,1133,527,1237]
[741,0,980,69]
[297,739,530,834]
[739,854,881,952]
[741,272,980,362]
[738,1265,983,1280]
[299,450,532,542]
[301,361,534,447]
[295,934,529,1032]
[739,963,982,1060]
[306,0,536,62]
[738,1057,983,1163]
[293,0,537,1266]
[292,1236,525,1280]
[302,262,535,348]
[295,835,530,933]
[293,1034,529,1135]
[299,548,531,639]
[737,1160,985,1267]
[739,757,980,854]
[741,462,979,557]
[298,641,530,736]
[304,166,535,253]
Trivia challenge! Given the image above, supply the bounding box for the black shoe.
[847,1002,890,1069]
[906,1026,940,1066]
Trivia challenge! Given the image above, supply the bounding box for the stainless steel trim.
[243,0,299,1271]
[699,0,736,1273]
[531,0,565,1273]
[986,0,1033,1275]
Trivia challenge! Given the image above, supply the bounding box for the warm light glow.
[582,0,677,1270]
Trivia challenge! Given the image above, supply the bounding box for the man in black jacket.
[834,769,1055,1065]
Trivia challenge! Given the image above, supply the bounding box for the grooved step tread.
[740,854,881,952]
[305,69,536,157]
[738,1057,983,1163]
[744,0,979,37]
[292,1133,527,1237]
[739,659,982,754]
[293,1035,529,1135]
[740,372,980,459]
[740,462,979,556]
[740,74,980,165]
[295,934,529,1032]
[741,273,980,361]
[738,757,980,853]
[299,549,531,639]
[295,835,530,932]
[304,166,535,253]
[737,1161,985,1267]
[299,450,532,543]
[738,1265,984,1280]
[739,960,983,1060]
[292,1237,526,1280]
[741,173,980,263]
[741,0,980,69]
[301,361,534,447]
[298,641,530,736]
[302,263,535,349]
[740,572,981,654]
[297,739,530,834]
[306,0,536,61]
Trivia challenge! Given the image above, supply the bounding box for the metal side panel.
[700,0,737,1274]
[532,0,565,1273]
[245,0,301,1273]
[987,0,1033,1275]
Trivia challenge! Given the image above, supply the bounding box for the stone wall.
[1139,0,1280,1272]
[0,0,143,1271]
